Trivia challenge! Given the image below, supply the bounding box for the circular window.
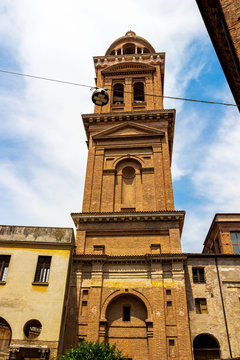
[122,166,135,179]
[24,320,42,339]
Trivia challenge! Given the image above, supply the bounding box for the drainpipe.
[215,257,232,358]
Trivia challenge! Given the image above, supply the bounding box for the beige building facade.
[0,225,74,360]
[186,254,240,360]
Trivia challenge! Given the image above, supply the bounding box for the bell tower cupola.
[93,31,165,114]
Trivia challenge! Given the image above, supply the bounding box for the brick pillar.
[87,263,103,343]
[150,262,167,360]
[90,148,104,212]
[82,138,95,212]
[152,144,165,211]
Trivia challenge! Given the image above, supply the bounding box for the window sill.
[111,104,124,111]
[133,101,146,105]
[0,281,6,285]
[32,282,49,286]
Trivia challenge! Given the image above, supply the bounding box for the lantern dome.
[105,31,155,56]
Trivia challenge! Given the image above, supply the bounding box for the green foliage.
[59,340,128,360]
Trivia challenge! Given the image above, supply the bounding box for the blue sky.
[0,0,239,252]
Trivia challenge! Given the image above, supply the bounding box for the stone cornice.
[73,253,187,265]
[93,53,165,70]
[203,213,240,247]
[71,210,185,232]
[0,225,74,245]
[82,110,175,152]
[0,240,74,249]
[73,252,240,264]
[101,62,157,77]
[187,253,240,258]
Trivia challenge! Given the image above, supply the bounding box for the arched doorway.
[105,294,149,360]
[0,317,11,355]
[193,334,220,360]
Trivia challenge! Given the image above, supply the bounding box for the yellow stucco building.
[0,225,74,359]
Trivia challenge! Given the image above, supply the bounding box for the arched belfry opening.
[113,83,124,104]
[123,43,136,54]
[114,158,142,212]
[193,334,220,360]
[105,293,150,360]
[133,82,145,103]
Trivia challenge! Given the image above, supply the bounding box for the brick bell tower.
[64,31,192,360]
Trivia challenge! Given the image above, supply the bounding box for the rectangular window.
[168,339,176,357]
[123,306,131,321]
[167,301,173,315]
[150,243,161,254]
[93,245,105,254]
[81,301,88,316]
[195,298,208,314]
[166,289,171,296]
[34,256,51,283]
[230,232,240,254]
[192,267,205,283]
[0,255,10,282]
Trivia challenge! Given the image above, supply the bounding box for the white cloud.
[193,108,240,210]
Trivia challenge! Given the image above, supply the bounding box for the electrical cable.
[0,69,93,89]
[0,68,238,108]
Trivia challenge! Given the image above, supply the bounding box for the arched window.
[123,43,135,54]
[113,83,124,104]
[143,47,150,53]
[0,317,11,353]
[193,334,220,360]
[133,82,145,102]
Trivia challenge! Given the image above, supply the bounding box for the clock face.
[92,89,109,106]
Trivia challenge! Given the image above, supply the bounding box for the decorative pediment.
[92,121,164,139]
[102,62,156,75]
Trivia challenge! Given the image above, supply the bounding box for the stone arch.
[123,43,136,54]
[101,289,153,322]
[193,333,220,360]
[0,317,12,354]
[100,290,152,360]
[112,155,144,169]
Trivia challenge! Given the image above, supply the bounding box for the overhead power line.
[0,68,238,108]
[0,69,92,88]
